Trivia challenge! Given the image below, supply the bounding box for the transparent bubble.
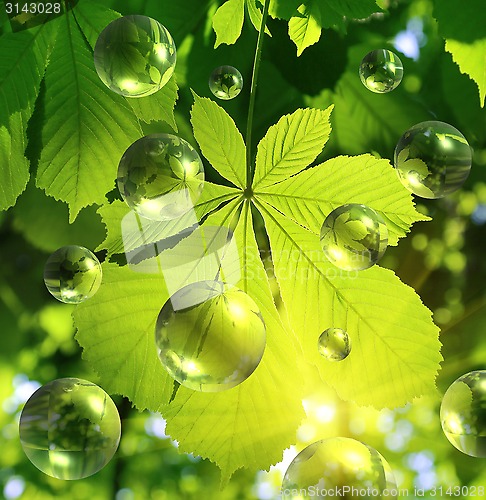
[117,134,205,221]
[318,328,351,361]
[359,49,403,93]
[19,378,121,480]
[282,437,397,499]
[155,281,266,392]
[209,66,243,100]
[43,246,102,304]
[320,204,388,271]
[440,370,486,457]
[394,121,472,198]
[94,15,176,98]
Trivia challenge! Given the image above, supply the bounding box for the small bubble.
[94,15,176,98]
[43,246,102,304]
[19,378,121,480]
[320,204,388,271]
[318,328,351,361]
[117,134,205,221]
[281,437,397,499]
[209,66,243,100]
[440,370,486,457]
[359,49,403,93]
[394,121,472,198]
[155,281,266,392]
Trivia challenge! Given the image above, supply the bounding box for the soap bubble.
[440,370,486,457]
[117,134,205,221]
[155,281,266,392]
[318,328,351,361]
[282,437,397,499]
[359,49,403,93]
[43,246,102,304]
[19,378,121,480]
[320,204,388,271]
[94,15,176,97]
[209,65,243,100]
[394,121,472,198]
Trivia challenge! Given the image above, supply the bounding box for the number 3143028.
[430,486,485,497]
[5,2,61,14]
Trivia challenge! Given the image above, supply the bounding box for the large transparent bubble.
[359,49,403,93]
[282,437,397,499]
[43,245,102,304]
[394,121,472,198]
[440,370,486,457]
[117,134,205,221]
[94,15,176,98]
[320,204,388,271]
[19,378,121,480]
[155,281,266,392]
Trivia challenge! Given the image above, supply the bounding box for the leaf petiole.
[245,0,270,190]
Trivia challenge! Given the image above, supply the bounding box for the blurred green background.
[1,0,486,498]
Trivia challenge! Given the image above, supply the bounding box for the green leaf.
[252,109,440,408]
[433,0,486,42]
[0,6,11,35]
[245,0,271,36]
[433,0,486,107]
[440,52,486,143]
[253,106,333,189]
[254,154,428,246]
[74,262,173,410]
[324,0,380,19]
[142,0,213,42]
[75,1,179,127]
[128,76,179,130]
[72,0,121,49]
[331,70,429,155]
[164,201,305,483]
[95,201,132,255]
[212,0,245,48]
[35,12,142,222]
[0,117,28,211]
[191,94,247,188]
[314,0,344,30]
[75,199,306,482]
[288,1,322,56]
[445,39,486,108]
[256,199,442,408]
[96,182,240,256]
[13,181,105,253]
[285,0,381,54]
[268,0,300,20]
[0,24,54,210]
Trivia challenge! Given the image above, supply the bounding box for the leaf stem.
[246,0,270,190]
